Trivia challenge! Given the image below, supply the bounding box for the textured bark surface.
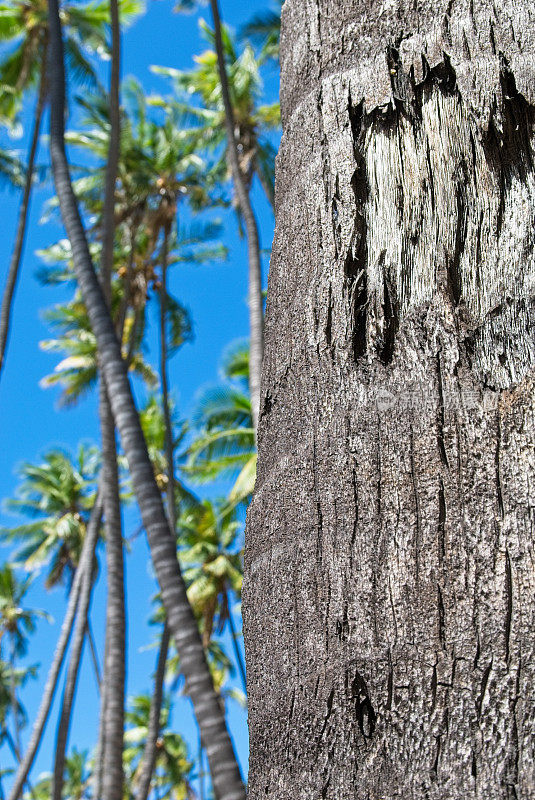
[244,1,535,798]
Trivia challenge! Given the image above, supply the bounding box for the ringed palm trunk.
[135,226,177,800]
[0,50,47,380]
[209,0,264,434]
[244,1,535,798]
[7,493,101,800]
[96,3,127,796]
[98,383,126,800]
[46,5,245,798]
[135,624,171,800]
[51,501,102,800]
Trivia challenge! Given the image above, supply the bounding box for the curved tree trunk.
[96,4,127,797]
[85,619,101,691]
[135,227,178,800]
[7,494,100,800]
[98,383,126,800]
[209,0,264,434]
[135,623,171,800]
[46,6,245,799]
[51,502,102,800]
[0,55,47,380]
[244,1,535,798]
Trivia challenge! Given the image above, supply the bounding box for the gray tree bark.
[244,1,535,798]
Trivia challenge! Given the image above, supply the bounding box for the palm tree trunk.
[135,227,176,800]
[85,618,101,690]
[47,5,245,799]
[96,5,126,798]
[98,382,126,800]
[3,731,35,799]
[101,0,120,295]
[51,502,102,800]
[209,0,264,434]
[7,494,100,800]
[134,624,170,800]
[0,51,47,380]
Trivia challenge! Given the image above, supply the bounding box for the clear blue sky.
[0,0,279,791]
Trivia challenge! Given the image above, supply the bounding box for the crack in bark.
[352,671,376,740]
[505,548,513,663]
[476,659,493,719]
[346,96,368,361]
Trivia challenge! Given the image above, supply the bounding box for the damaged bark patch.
[346,98,369,361]
[379,275,399,364]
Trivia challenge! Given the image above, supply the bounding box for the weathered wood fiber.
[244,1,535,798]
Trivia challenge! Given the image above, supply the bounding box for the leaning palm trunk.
[98,385,126,800]
[0,53,47,380]
[95,5,127,797]
[209,0,264,434]
[46,5,245,798]
[135,623,171,800]
[51,501,102,800]
[135,228,178,800]
[7,492,101,800]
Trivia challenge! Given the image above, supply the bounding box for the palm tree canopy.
[0,0,142,123]
[151,20,280,206]
[39,286,157,407]
[124,693,193,800]
[0,447,99,587]
[0,565,50,655]
[184,340,255,507]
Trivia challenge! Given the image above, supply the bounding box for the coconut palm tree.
[159,7,279,431]
[185,340,255,510]
[27,747,92,800]
[51,499,102,800]
[47,2,245,795]
[178,500,244,688]
[39,288,157,406]
[124,694,193,800]
[153,22,278,207]
[0,0,141,379]
[6,493,101,800]
[0,659,36,796]
[1,447,99,587]
[0,566,50,756]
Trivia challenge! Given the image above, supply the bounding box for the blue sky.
[0,0,279,792]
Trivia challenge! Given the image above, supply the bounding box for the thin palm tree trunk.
[135,623,170,800]
[85,618,101,690]
[96,5,126,797]
[209,0,264,434]
[3,729,35,798]
[46,9,245,797]
[226,600,246,693]
[0,53,47,380]
[135,227,176,800]
[7,493,100,800]
[98,383,126,800]
[51,502,102,800]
